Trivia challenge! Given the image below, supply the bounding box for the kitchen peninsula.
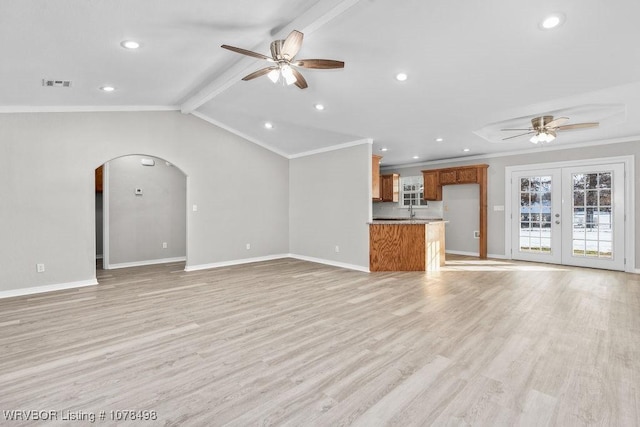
[369,219,447,271]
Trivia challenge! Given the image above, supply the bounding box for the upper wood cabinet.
[380,173,399,202]
[95,165,103,193]
[422,170,441,201]
[372,155,382,201]
[422,164,487,194]
[438,166,478,185]
[422,164,489,259]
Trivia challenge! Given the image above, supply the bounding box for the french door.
[511,162,625,270]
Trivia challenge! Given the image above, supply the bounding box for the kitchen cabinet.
[95,165,103,193]
[422,170,441,201]
[421,164,489,259]
[380,173,399,202]
[438,166,478,185]
[372,155,382,201]
[369,221,446,271]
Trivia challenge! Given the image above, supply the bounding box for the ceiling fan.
[221,30,344,89]
[502,116,599,144]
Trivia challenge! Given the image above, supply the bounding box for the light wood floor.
[0,256,638,426]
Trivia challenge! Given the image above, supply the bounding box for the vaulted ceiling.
[3,0,640,165]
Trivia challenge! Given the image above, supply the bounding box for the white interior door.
[561,163,625,270]
[511,162,626,271]
[511,170,562,264]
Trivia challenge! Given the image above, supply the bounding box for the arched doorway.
[95,154,187,270]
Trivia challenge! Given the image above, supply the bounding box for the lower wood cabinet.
[369,222,446,271]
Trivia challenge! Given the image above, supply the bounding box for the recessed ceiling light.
[314,104,325,111]
[412,155,419,159]
[396,73,408,82]
[120,40,140,49]
[463,148,470,152]
[264,122,274,129]
[435,138,444,142]
[540,13,565,30]
[380,148,388,152]
[100,86,115,92]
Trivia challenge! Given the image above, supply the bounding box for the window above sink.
[400,176,429,208]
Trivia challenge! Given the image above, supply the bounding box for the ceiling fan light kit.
[501,115,599,144]
[221,30,344,89]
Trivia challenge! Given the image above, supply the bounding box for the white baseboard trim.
[106,257,186,270]
[96,254,104,260]
[0,278,98,299]
[446,250,479,257]
[446,250,507,260]
[288,254,370,273]
[184,254,289,272]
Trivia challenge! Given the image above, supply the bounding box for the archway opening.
[95,154,187,271]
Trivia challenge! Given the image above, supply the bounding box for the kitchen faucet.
[408,204,415,219]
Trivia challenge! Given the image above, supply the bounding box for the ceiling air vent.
[42,79,72,88]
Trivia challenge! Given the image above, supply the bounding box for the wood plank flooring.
[0,256,639,426]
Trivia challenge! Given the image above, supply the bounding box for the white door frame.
[505,155,635,273]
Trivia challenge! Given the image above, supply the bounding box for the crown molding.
[381,134,640,170]
[0,105,180,113]
[288,138,372,159]
[190,111,290,159]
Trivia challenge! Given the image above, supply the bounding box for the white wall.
[107,155,186,266]
[382,140,639,267]
[0,111,289,293]
[289,143,371,271]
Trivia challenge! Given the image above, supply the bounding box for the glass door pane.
[570,172,612,258]
[562,163,625,271]
[512,169,561,264]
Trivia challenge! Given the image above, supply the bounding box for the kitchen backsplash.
[372,201,444,219]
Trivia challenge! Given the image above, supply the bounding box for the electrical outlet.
[36,264,45,273]
[246,243,251,250]
[192,204,198,212]
[335,245,340,253]
[134,188,143,195]
[162,242,168,249]
[474,231,480,239]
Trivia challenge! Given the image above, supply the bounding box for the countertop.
[368,218,447,225]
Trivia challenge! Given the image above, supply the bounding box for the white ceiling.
[3,0,640,166]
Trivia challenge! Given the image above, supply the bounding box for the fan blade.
[557,122,599,131]
[221,45,273,61]
[242,66,278,81]
[502,131,535,140]
[290,68,308,89]
[501,128,533,131]
[544,117,569,129]
[281,30,303,59]
[295,59,345,69]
